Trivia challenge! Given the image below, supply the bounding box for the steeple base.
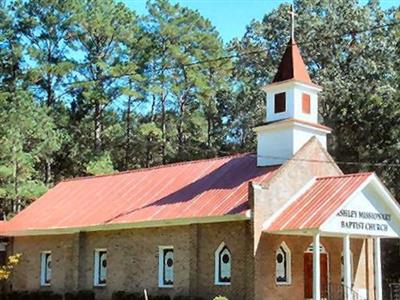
[254,119,331,166]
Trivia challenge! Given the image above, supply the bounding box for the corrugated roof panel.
[5,154,280,234]
[265,173,372,232]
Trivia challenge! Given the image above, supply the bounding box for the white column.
[343,235,352,300]
[313,233,321,300]
[374,238,382,300]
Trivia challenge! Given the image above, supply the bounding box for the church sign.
[321,179,400,238]
[336,209,391,232]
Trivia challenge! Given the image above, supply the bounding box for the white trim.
[343,235,353,300]
[340,249,354,285]
[263,177,317,231]
[370,173,400,216]
[5,215,249,237]
[93,248,107,287]
[214,242,232,286]
[313,233,321,300]
[262,79,323,93]
[275,241,292,285]
[158,246,174,288]
[374,238,382,300]
[254,120,331,134]
[40,251,51,287]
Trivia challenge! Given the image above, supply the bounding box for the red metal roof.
[265,173,372,232]
[4,154,279,234]
[272,38,313,85]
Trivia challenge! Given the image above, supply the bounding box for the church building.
[1,37,400,300]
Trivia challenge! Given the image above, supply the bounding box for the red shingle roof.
[4,154,280,234]
[265,173,372,232]
[272,38,313,85]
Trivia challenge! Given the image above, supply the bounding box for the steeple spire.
[288,5,297,41]
[272,38,312,85]
[272,5,314,85]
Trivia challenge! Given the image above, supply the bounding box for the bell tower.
[254,37,331,166]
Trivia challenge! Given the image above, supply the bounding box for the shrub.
[112,291,126,300]
[112,291,144,300]
[7,291,29,300]
[213,297,229,300]
[6,290,62,300]
[38,291,62,300]
[173,297,205,300]
[149,295,170,300]
[173,297,191,300]
[64,290,95,300]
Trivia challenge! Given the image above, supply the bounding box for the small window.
[302,93,311,114]
[94,249,107,286]
[215,242,231,285]
[40,251,52,286]
[276,242,291,285]
[159,246,174,288]
[274,92,286,113]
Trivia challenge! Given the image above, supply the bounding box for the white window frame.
[275,242,291,285]
[214,242,232,286]
[93,248,107,287]
[158,246,174,288]
[40,251,52,287]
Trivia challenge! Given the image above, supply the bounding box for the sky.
[120,0,398,43]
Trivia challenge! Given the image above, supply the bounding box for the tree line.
[0,0,399,217]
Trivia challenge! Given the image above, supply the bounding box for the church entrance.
[304,244,328,299]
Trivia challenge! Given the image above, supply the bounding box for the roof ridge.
[62,152,253,183]
[316,172,373,180]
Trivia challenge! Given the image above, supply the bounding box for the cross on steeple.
[288,4,297,41]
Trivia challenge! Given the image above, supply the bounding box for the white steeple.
[254,30,331,166]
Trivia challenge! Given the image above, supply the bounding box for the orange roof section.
[272,38,313,85]
[265,173,373,232]
[4,154,280,234]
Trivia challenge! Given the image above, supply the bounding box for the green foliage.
[173,296,205,300]
[213,296,229,300]
[64,290,95,300]
[0,0,398,216]
[0,90,61,215]
[112,291,146,300]
[7,290,62,300]
[149,295,171,300]
[86,153,115,175]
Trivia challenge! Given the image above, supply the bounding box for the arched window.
[276,242,291,285]
[215,242,231,285]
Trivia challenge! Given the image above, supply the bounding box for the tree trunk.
[160,94,167,164]
[12,147,18,213]
[46,76,54,107]
[94,99,102,153]
[206,111,213,148]
[177,97,185,158]
[125,95,132,169]
[44,159,51,186]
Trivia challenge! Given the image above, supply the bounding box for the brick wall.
[10,221,252,300]
[255,234,368,300]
